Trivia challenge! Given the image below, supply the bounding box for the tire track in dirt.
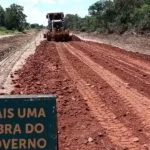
[80,41,150,75]
[64,47,150,144]
[56,43,142,149]
[0,32,42,93]
[64,43,150,132]
[0,34,34,61]
[0,48,28,88]
[74,41,150,82]
[12,41,117,150]
[70,41,150,98]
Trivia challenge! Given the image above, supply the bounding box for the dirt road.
[0,32,38,61]
[0,34,13,39]
[4,39,150,149]
[0,31,43,93]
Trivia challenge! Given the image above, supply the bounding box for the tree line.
[0,4,43,31]
[65,0,150,34]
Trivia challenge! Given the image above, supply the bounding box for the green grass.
[0,27,19,35]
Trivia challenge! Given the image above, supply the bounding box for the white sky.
[0,0,97,25]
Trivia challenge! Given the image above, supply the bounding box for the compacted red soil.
[0,32,37,61]
[10,39,150,150]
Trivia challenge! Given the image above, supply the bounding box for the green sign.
[0,95,57,150]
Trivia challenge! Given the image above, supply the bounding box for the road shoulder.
[76,33,150,55]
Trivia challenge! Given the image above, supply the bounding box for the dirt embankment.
[0,35,13,39]
[6,38,150,150]
[76,32,150,55]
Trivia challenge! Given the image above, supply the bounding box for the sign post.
[0,95,57,150]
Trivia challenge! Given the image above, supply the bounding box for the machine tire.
[47,36,51,41]
[43,34,47,38]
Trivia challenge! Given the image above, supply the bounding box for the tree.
[30,23,43,29]
[65,14,82,30]
[88,0,150,33]
[114,0,148,25]
[132,4,150,30]
[24,22,30,29]
[0,5,5,26]
[88,0,104,25]
[88,0,116,32]
[64,0,150,33]
[4,4,27,31]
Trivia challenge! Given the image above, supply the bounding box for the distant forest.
[65,0,150,34]
[0,1,150,33]
[0,4,42,31]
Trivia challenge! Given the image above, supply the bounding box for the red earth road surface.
[9,39,150,150]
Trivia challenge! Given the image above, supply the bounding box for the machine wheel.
[69,36,72,41]
[47,36,51,41]
[43,34,47,38]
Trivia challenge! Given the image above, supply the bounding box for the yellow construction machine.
[44,12,72,41]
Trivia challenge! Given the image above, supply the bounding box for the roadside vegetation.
[65,0,150,34]
[0,4,43,35]
[0,27,15,35]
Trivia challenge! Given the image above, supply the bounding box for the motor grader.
[44,12,71,41]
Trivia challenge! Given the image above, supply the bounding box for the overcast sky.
[0,0,97,25]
